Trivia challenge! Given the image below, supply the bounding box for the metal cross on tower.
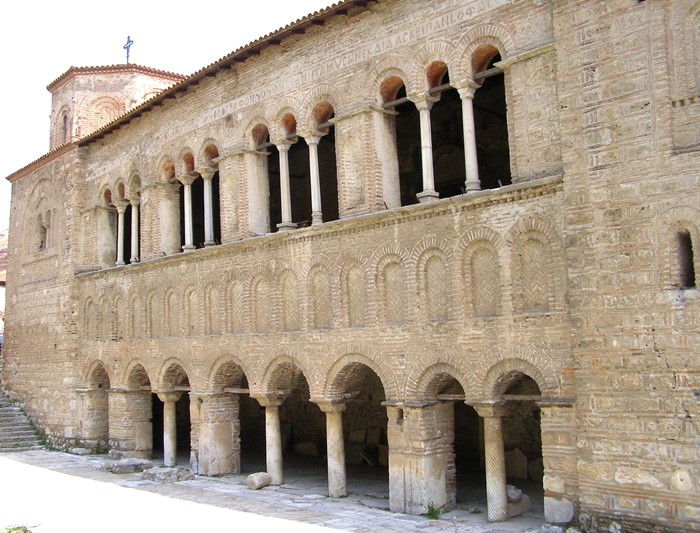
[123,36,134,64]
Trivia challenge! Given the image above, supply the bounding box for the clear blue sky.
[0,0,334,234]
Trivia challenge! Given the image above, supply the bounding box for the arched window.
[312,102,340,224]
[382,77,422,206]
[62,114,69,144]
[37,213,49,251]
[472,50,511,189]
[677,229,696,288]
[427,65,466,199]
[250,124,279,234]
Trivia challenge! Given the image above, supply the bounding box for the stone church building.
[3,0,699,530]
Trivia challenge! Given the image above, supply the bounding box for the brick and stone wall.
[3,0,699,530]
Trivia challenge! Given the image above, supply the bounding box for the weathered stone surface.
[508,493,531,518]
[541,525,565,533]
[101,457,154,474]
[142,467,193,482]
[505,449,528,480]
[506,484,522,503]
[545,496,574,524]
[246,472,272,490]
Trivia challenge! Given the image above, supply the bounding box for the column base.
[182,245,196,252]
[204,241,216,247]
[311,212,323,226]
[116,260,125,266]
[277,222,297,232]
[417,190,439,203]
[464,180,482,193]
[129,256,139,263]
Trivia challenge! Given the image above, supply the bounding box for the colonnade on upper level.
[87,33,560,270]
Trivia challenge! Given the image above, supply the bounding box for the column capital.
[453,80,481,99]
[127,196,141,207]
[409,93,438,110]
[113,199,130,212]
[177,173,197,186]
[299,130,325,145]
[272,139,294,152]
[469,400,509,419]
[314,400,346,414]
[157,391,183,403]
[196,166,217,180]
[255,396,285,408]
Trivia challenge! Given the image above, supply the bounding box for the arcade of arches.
[81,353,566,522]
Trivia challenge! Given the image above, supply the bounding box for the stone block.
[544,496,574,524]
[505,448,528,480]
[507,484,522,502]
[508,493,531,518]
[246,472,272,490]
[142,466,193,482]
[101,457,154,474]
[541,525,565,533]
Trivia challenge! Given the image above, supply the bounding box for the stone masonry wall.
[554,0,700,530]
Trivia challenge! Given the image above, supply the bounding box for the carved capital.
[469,401,509,419]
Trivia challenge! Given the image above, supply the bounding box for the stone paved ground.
[0,450,544,533]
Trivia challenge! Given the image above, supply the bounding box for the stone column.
[318,402,347,498]
[114,200,128,266]
[456,82,481,193]
[199,167,216,246]
[412,95,439,203]
[275,140,296,232]
[129,197,140,263]
[179,175,196,251]
[258,398,284,484]
[472,402,509,522]
[158,392,183,467]
[305,132,324,225]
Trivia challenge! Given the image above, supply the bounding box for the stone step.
[0,391,43,453]
[0,428,36,440]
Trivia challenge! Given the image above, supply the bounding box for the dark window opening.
[123,204,133,264]
[394,85,422,206]
[38,216,47,251]
[191,177,205,248]
[288,138,312,227]
[318,126,340,223]
[473,54,511,190]
[430,71,466,199]
[267,144,282,233]
[678,230,696,289]
[62,114,69,144]
[179,178,206,248]
[212,171,221,244]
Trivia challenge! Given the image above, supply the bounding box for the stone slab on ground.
[142,466,193,482]
[102,457,154,474]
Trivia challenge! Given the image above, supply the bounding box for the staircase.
[0,391,43,452]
